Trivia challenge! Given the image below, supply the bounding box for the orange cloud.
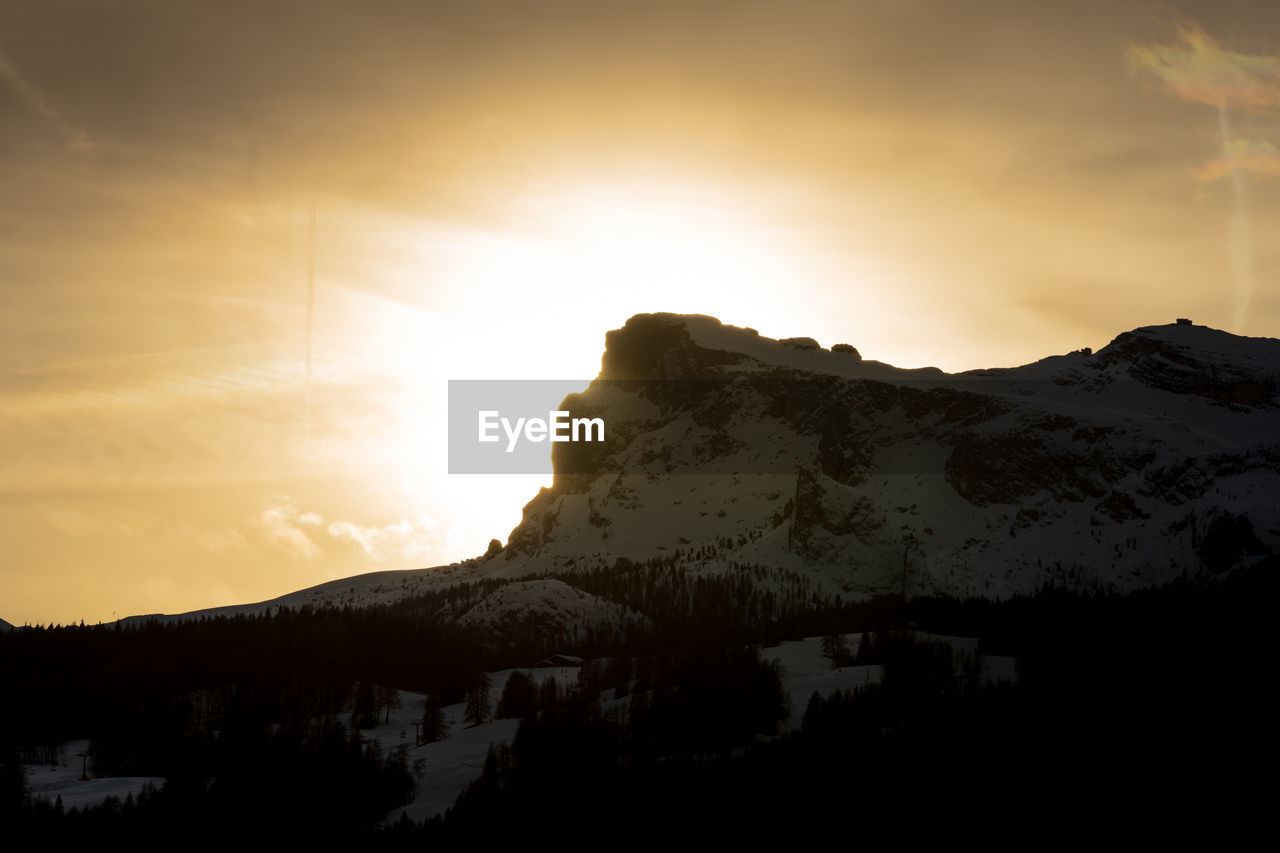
[1194,138,1280,181]
[1128,24,1280,111]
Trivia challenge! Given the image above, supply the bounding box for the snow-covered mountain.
[479,313,1278,599]
[127,313,1278,627]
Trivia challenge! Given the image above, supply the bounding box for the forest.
[2,556,1275,841]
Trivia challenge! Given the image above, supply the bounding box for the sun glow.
[315,180,834,557]
[425,181,829,373]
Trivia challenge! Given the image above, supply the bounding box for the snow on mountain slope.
[481,313,1279,599]
[455,579,651,642]
[371,667,580,823]
[122,313,1278,626]
[117,563,478,625]
[22,740,162,812]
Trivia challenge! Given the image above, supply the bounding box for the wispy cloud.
[258,493,438,565]
[327,516,437,562]
[1193,138,1280,182]
[1128,22,1280,332]
[1127,24,1280,111]
[0,45,93,151]
[259,497,323,561]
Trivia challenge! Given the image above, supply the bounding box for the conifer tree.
[540,675,559,710]
[497,670,537,720]
[378,685,401,724]
[822,633,850,667]
[464,671,491,727]
[421,695,447,743]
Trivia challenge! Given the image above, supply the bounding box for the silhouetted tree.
[377,685,401,724]
[539,675,559,710]
[577,658,603,700]
[856,631,873,664]
[464,671,491,727]
[821,633,850,667]
[496,671,537,720]
[351,681,378,729]
[0,756,27,824]
[421,695,447,744]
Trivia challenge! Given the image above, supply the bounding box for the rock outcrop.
[485,314,1280,599]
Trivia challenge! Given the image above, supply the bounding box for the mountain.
[479,313,1279,599]
[129,313,1279,628]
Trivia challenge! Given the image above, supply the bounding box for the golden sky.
[2,1,1279,625]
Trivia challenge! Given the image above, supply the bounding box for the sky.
[3,0,1280,625]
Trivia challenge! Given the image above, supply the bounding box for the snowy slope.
[455,579,651,643]
[480,313,1279,599]
[376,631,1012,823]
[368,667,580,823]
[118,562,479,625]
[23,740,163,812]
[122,313,1279,627]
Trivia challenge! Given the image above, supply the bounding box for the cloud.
[1128,24,1280,111]
[327,516,437,562]
[0,45,94,151]
[257,492,437,564]
[1193,138,1280,182]
[1127,22,1280,332]
[259,498,321,560]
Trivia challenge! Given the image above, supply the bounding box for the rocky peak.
[599,313,748,380]
[1085,324,1280,409]
[489,314,1280,600]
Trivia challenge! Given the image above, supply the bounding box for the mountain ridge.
[114,313,1279,629]
[485,313,1278,597]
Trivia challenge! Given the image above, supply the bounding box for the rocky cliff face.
[485,313,1280,599]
